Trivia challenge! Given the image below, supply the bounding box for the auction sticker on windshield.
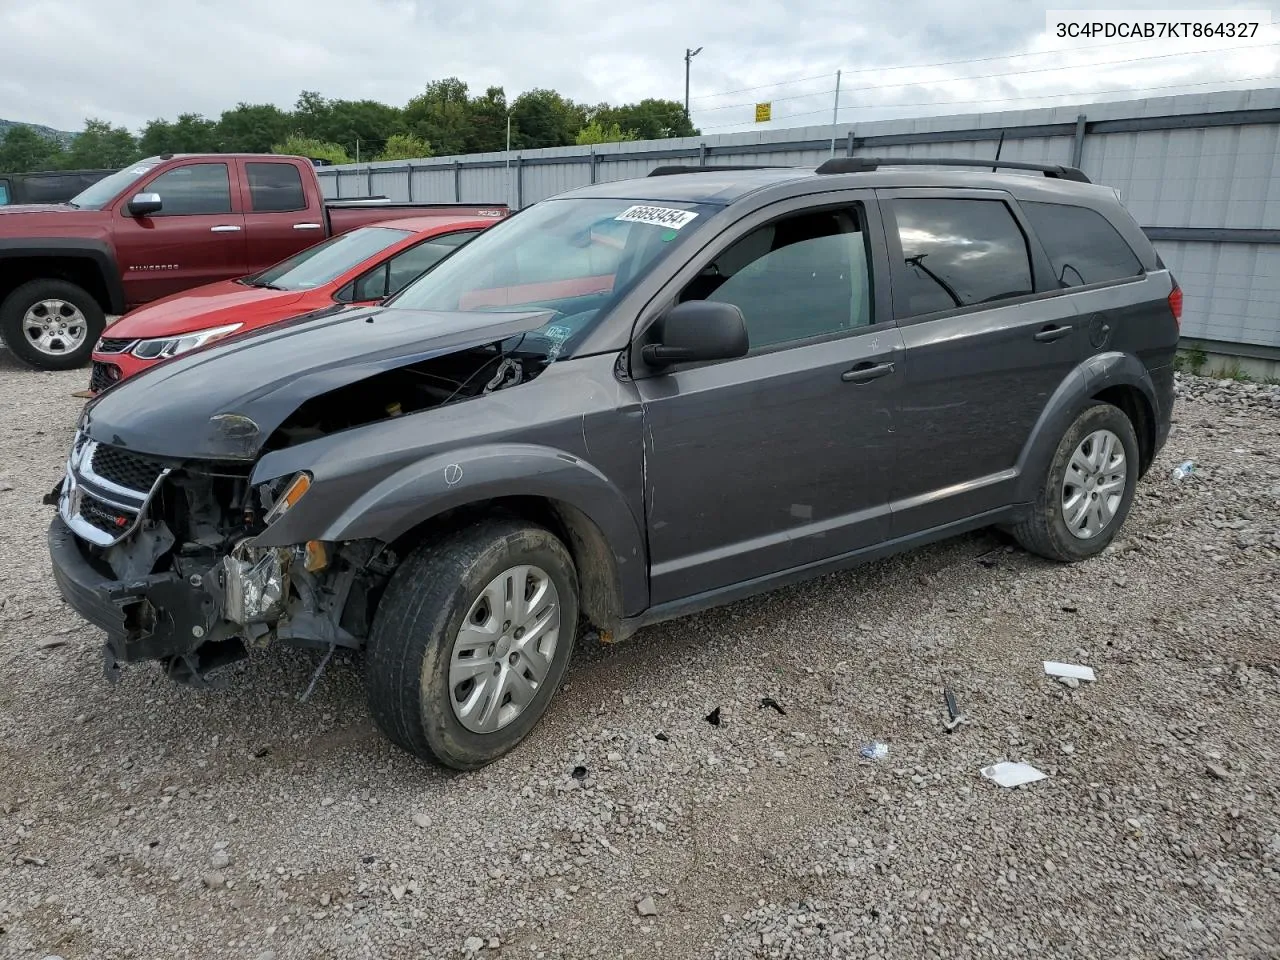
[615,205,699,229]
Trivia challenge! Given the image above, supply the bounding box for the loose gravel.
[1,352,1278,960]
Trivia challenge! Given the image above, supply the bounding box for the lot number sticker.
[615,205,698,229]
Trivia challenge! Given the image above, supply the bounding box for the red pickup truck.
[0,153,506,370]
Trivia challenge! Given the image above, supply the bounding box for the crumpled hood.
[81,304,554,460]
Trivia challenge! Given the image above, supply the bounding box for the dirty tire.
[365,518,578,770]
[0,279,105,371]
[1012,402,1140,562]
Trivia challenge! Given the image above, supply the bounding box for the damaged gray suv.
[47,158,1180,769]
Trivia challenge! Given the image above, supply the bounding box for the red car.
[88,214,497,391]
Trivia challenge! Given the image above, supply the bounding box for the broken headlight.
[261,472,312,525]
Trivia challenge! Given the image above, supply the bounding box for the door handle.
[293,222,323,230]
[1034,324,1072,342]
[841,361,895,384]
[209,225,242,233]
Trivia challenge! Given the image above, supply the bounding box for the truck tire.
[1012,402,1140,562]
[0,279,105,371]
[365,518,579,770]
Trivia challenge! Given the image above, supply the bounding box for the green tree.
[138,112,218,155]
[594,99,698,140]
[403,78,473,156]
[214,103,293,152]
[375,133,432,161]
[61,119,140,169]
[575,120,638,146]
[0,123,63,172]
[293,91,403,160]
[465,86,510,153]
[272,135,350,165]
[510,88,585,149]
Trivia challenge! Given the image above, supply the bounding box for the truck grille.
[96,337,135,354]
[89,361,121,393]
[91,445,166,492]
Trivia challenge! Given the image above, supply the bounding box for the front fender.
[1013,352,1157,503]
[254,442,650,616]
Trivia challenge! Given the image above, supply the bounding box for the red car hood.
[105,281,310,338]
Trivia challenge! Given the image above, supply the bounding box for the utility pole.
[829,70,842,157]
[505,110,513,209]
[684,46,703,122]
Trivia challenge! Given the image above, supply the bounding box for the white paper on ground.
[1043,661,1096,682]
[981,761,1047,788]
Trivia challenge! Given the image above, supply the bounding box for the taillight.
[1168,281,1183,327]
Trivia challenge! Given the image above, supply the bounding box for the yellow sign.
[754,102,772,123]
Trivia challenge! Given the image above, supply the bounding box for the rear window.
[1021,201,1143,288]
[246,162,307,212]
[887,198,1034,319]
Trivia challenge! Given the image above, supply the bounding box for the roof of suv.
[559,165,1117,206]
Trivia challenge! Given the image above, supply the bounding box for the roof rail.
[814,156,1092,183]
[647,164,793,177]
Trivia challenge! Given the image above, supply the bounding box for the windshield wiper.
[246,279,285,290]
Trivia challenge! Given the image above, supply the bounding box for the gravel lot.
[1,351,1278,960]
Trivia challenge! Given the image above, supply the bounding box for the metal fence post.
[453,161,462,202]
[846,131,855,157]
[406,164,414,202]
[515,155,523,210]
[698,142,707,167]
[335,172,342,199]
[366,165,373,196]
[590,150,598,184]
[1072,114,1088,168]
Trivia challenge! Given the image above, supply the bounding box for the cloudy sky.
[0,0,1276,135]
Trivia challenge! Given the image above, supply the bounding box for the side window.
[351,263,389,302]
[246,162,306,212]
[679,208,872,350]
[887,198,1033,319]
[0,181,9,205]
[385,231,480,294]
[141,163,232,216]
[1021,201,1143,287]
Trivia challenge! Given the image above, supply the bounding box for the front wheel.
[1012,402,1140,562]
[365,518,579,770]
[0,279,106,370]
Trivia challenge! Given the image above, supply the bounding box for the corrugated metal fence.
[318,88,1280,356]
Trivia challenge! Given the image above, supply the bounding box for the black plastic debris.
[361,856,376,864]
[571,765,588,781]
[705,707,722,727]
[1061,605,1079,613]
[942,686,968,733]
[977,556,1000,569]
[251,745,271,758]
[655,732,669,742]
[759,698,787,716]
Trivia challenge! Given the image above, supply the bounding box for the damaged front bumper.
[48,516,290,684]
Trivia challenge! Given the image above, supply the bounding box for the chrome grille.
[91,445,166,491]
[59,433,171,547]
[96,337,135,354]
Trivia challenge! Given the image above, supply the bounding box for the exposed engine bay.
[53,335,548,688]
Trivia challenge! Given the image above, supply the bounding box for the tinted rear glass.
[248,226,413,291]
[1021,201,1143,287]
[887,198,1034,319]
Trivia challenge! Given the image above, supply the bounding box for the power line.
[689,34,1260,101]
[701,74,1280,131]
[694,40,1280,116]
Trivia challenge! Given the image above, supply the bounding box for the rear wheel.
[0,279,105,370]
[365,518,578,769]
[1012,402,1139,562]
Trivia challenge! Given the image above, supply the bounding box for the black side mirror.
[128,192,163,217]
[641,300,749,368]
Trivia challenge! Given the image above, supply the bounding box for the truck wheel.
[1012,402,1139,562]
[0,279,105,370]
[365,518,579,770]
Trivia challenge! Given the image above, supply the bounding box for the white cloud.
[0,0,1274,135]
